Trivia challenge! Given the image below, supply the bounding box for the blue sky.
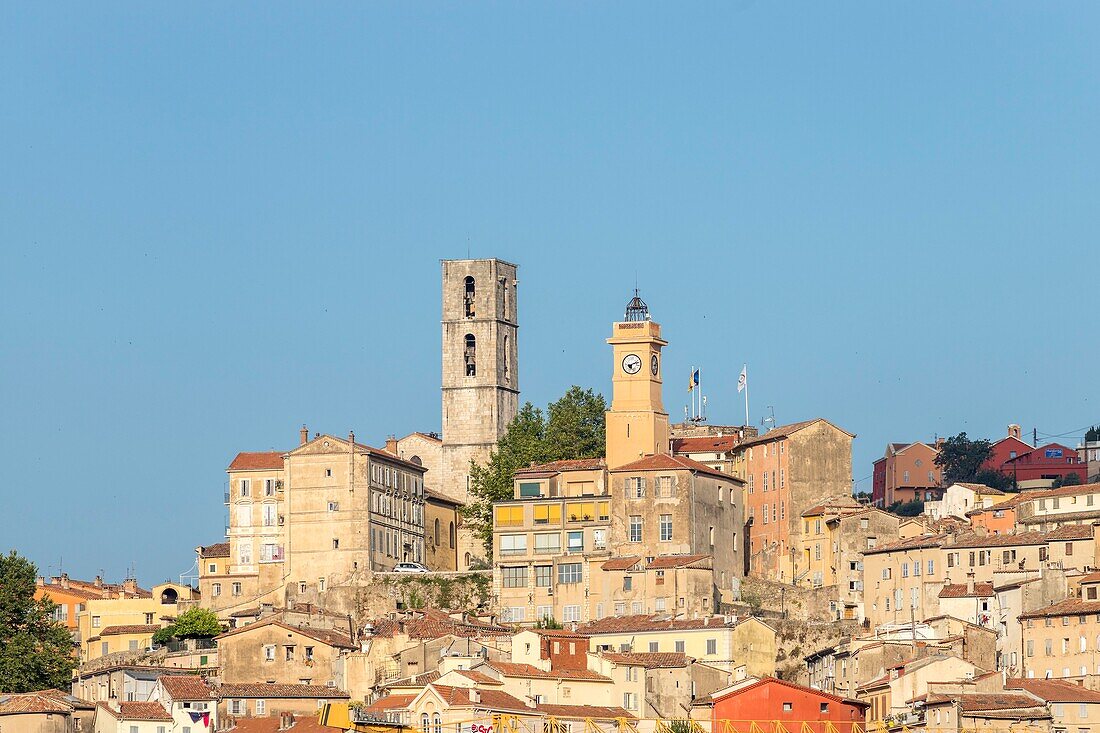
[1,2,1096,585]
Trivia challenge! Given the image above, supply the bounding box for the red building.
[985,425,1087,488]
[701,676,868,733]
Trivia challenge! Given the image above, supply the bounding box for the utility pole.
[1034,427,1038,448]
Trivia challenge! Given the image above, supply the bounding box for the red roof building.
[700,677,867,733]
[984,425,1087,488]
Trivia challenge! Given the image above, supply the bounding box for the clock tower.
[605,291,670,468]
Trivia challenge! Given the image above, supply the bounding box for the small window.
[325,468,332,477]
[820,703,829,714]
[783,703,793,712]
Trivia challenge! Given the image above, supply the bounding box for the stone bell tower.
[440,259,519,564]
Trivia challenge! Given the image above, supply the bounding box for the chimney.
[966,571,975,595]
[349,430,355,445]
[59,574,70,590]
[300,425,309,445]
[468,689,481,704]
[943,575,951,588]
[122,578,138,595]
[279,713,294,730]
[94,575,103,589]
[385,436,398,455]
[36,576,45,587]
[1009,424,1021,440]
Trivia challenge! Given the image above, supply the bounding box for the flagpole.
[743,363,750,427]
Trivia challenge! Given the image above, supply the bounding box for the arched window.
[421,714,429,733]
[464,334,476,377]
[449,521,456,549]
[463,276,475,317]
[464,552,472,568]
[433,714,442,733]
[409,455,422,466]
[434,518,441,546]
[160,587,178,605]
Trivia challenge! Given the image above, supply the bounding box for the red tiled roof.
[671,436,740,454]
[160,675,214,701]
[198,542,230,558]
[116,702,173,721]
[923,693,1046,713]
[1007,678,1100,703]
[227,451,285,471]
[577,614,736,635]
[450,670,502,685]
[601,557,642,571]
[939,583,995,599]
[602,652,691,668]
[1046,524,1095,540]
[863,534,950,555]
[611,453,740,482]
[214,618,355,649]
[514,458,606,477]
[953,483,1007,496]
[1018,482,1100,503]
[535,704,635,720]
[382,671,441,688]
[484,661,611,681]
[646,554,711,570]
[1020,598,1100,619]
[0,690,93,715]
[362,694,417,712]
[1079,572,1100,584]
[945,532,1049,549]
[427,684,530,712]
[215,683,349,699]
[714,676,868,708]
[100,624,159,636]
[731,419,854,450]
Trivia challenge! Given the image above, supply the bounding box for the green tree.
[971,469,1014,492]
[1053,472,1084,489]
[543,387,607,461]
[0,551,76,692]
[887,499,925,517]
[935,433,995,485]
[463,387,607,555]
[462,403,548,552]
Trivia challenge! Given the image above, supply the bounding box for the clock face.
[651,354,659,376]
[622,353,642,375]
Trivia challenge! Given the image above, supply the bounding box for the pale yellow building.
[577,614,777,677]
[79,583,196,662]
[1020,598,1100,679]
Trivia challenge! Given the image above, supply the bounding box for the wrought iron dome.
[624,289,650,322]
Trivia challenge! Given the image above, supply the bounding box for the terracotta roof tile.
[100,624,159,636]
[450,670,502,685]
[362,694,417,712]
[427,684,530,712]
[215,683,349,699]
[939,583,995,599]
[610,453,740,482]
[1006,678,1100,702]
[484,661,611,681]
[601,557,643,571]
[863,534,950,555]
[646,554,711,570]
[535,704,635,720]
[953,483,1007,496]
[924,693,1046,713]
[0,690,93,715]
[601,652,691,668]
[1020,509,1100,525]
[1019,598,1100,619]
[1045,524,1095,540]
[514,458,606,477]
[160,675,214,701]
[731,419,854,450]
[214,618,355,649]
[382,671,441,688]
[116,702,173,721]
[227,451,285,471]
[671,436,741,454]
[801,496,864,517]
[577,614,737,634]
[945,532,1049,549]
[198,542,230,558]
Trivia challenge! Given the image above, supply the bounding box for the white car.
[393,562,429,573]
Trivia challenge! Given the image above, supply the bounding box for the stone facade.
[730,419,855,581]
[440,259,519,569]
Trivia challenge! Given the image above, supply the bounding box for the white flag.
[737,365,747,393]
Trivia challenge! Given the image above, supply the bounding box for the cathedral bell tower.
[605,291,669,468]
